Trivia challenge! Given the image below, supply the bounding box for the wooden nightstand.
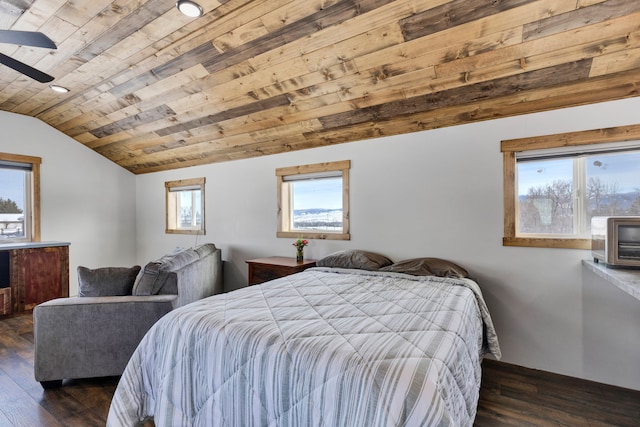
[246,256,317,286]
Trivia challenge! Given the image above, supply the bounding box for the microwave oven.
[591,216,640,268]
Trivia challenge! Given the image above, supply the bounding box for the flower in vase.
[292,238,309,251]
[293,238,308,261]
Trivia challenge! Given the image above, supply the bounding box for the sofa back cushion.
[133,247,200,296]
[78,266,141,297]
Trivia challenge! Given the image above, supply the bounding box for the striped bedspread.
[107,267,500,427]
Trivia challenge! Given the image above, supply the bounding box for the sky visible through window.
[178,190,201,226]
[518,151,640,196]
[292,177,342,210]
[0,169,24,210]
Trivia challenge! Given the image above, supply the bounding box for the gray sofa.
[33,243,222,388]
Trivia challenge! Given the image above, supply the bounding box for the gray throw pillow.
[132,247,199,295]
[77,265,141,297]
[132,262,166,296]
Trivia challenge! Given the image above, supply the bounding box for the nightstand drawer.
[252,266,286,284]
[246,257,316,286]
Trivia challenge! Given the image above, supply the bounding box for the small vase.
[296,248,304,262]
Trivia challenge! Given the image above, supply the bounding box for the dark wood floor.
[477,359,640,426]
[0,313,117,426]
[1,312,639,426]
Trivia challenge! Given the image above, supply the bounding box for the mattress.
[107,267,500,426]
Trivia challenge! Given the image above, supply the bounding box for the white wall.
[0,111,137,296]
[583,267,640,389]
[135,97,640,391]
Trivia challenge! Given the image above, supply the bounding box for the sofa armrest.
[172,247,223,308]
[34,295,176,383]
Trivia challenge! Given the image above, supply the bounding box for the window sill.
[503,237,590,249]
[582,260,640,301]
[165,229,205,235]
[277,231,350,240]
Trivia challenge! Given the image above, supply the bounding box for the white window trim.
[276,160,350,240]
[502,123,640,249]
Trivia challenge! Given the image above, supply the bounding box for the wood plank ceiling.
[0,0,639,174]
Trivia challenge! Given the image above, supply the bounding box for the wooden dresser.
[246,256,317,286]
[0,242,70,316]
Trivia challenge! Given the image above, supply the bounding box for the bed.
[107,254,500,427]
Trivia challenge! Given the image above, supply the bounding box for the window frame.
[276,160,350,240]
[165,177,205,235]
[0,152,41,243]
[501,123,640,249]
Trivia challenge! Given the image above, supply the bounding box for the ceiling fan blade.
[0,30,57,49]
[0,52,54,83]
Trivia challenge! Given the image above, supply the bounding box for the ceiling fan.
[0,29,56,83]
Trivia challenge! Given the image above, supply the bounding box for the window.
[165,177,205,235]
[276,160,350,240]
[0,152,41,242]
[502,124,640,249]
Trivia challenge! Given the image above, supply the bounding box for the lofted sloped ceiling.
[0,0,639,174]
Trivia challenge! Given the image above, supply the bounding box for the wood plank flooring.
[1,312,639,426]
[0,313,118,426]
[477,359,640,426]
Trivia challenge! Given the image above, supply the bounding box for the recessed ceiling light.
[176,0,203,17]
[49,84,69,93]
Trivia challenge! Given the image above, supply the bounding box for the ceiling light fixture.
[49,84,69,93]
[176,0,203,17]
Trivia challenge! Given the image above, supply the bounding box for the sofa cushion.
[194,243,216,258]
[133,248,199,296]
[155,248,199,272]
[78,265,141,297]
[132,263,165,296]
